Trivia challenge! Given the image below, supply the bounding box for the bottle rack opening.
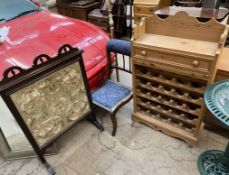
[133,64,208,138]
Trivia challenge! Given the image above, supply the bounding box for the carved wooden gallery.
[0,0,228,175]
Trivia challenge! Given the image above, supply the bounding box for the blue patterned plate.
[204,80,229,126]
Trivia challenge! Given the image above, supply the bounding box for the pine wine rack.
[132,12,228,146]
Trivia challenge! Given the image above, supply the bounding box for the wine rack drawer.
[133,47,212,79]
[134,58,211,81]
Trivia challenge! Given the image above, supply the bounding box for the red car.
[0,0,109,89]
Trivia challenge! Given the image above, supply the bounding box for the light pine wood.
[134,0,160,6]
[134,33,219,56]
[133,46,212,71]
[135,12,226,42]
[133,0,170,24]
[217,47,229,74]
[134,6,157,16]
[132,12,228,146]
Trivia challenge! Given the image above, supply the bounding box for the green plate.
[204,80,229,126]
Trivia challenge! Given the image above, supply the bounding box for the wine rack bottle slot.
[136,65,207,95]
[136,88,201,117]
[138,104,196,133]
[137,84,202,107]
[137,97,198,126]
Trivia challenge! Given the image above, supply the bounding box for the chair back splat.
[107,39,131,81]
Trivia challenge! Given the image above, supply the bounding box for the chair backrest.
[106,39,132,78]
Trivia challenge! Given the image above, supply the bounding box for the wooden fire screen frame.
[0,44,104,174]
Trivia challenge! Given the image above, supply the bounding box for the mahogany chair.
[92,39,132,136]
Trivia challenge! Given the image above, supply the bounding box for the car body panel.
[0,10,109,89]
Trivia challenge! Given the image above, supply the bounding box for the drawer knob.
[140,50,147,56]
[192,60,199,67]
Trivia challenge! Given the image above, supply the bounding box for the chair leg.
[111,112,118,136]
[110,94,133,136]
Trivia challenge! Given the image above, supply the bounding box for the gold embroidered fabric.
[10,62,90,146]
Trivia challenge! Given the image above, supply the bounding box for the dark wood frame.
[0,44,103,175]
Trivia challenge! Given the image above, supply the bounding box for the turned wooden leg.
[111,112,118,136]
[110,94,133,136]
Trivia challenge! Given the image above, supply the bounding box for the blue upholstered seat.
[92,80,132,112]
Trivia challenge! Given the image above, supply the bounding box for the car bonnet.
[0,11,107,81]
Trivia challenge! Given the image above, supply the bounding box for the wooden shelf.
[134,34,219,57]
[137,83,202,106]
[137,100,198,126]
[136,92,200,117]
[136,73,205,94]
